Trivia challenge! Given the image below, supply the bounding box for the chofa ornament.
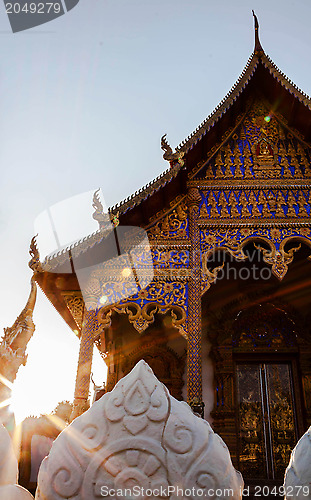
[35,360,243,500]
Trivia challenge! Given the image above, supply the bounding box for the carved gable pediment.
[195,99,311,181]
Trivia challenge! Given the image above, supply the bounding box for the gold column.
[70,280,99,421]
[187,187,204,417]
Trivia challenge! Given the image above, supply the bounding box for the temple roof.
[35,15,311,333]
[40,15,311,270]
[105,13,311,222]
[175,53,311,158]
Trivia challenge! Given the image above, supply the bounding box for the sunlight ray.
[0,373,14,391]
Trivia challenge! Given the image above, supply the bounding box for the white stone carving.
[284,426,311,500]
[0,423,34,499]
[36,360,243,500]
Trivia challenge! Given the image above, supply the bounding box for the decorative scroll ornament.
[201,227,311,282]
[97,281,187,338]
[28,235,42,272]
[201,261,225,293]
[161,134,185,167]
[36,360,243,500]
[254,242,301,280]
[110,211,120,228]
[148,201,188,239]
[62,292,84,330]
[111,301,187,337]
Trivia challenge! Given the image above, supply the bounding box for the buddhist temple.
[31,13,311,487]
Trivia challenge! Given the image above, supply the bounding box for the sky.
[1,0,311,423]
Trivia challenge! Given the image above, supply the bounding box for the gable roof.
[34,15,311,334]
[175,53,311,159]
[39,15,311,274]
[107,15,311,223]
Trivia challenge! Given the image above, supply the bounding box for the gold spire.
[252,10,264,55]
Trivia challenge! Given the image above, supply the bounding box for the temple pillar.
[210,342,237,466]
[187,187,204,416]
[71,282,99,421]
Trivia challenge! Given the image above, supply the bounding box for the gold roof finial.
[28,235,42,272]
[252,10,264,55]
[161,134,185,168]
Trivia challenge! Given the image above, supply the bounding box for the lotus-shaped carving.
[36,360,243,500]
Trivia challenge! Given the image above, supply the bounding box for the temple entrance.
[236,362,297,480]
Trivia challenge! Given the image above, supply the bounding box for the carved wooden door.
[236,363,297,480]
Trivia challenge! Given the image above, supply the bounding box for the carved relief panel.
[200,99,311,181]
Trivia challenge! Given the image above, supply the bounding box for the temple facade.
[33,16,311,485]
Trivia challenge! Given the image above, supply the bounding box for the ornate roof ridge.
[261,53,311,109]
[42,164,181,269]
[42,227,108,271]
[108,161,181,216]
[176,53,260,154]
[176,50,311,155]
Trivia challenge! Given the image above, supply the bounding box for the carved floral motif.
[201,227,311,280]
[148,202,188,239]
[62,292,84,329]
[97,281,187,337]
[35,361,243,500]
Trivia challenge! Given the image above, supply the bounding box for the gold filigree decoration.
[98,302,187,338]
[199,189,310,219]
[201,99,311,180]
[62,292,84,330]
[97,281,187,338]
[254,242,301,280]
[201,227,311,281]
[201,262,225,294]
[161,134,185,166]
[110,211,120,228]
[148,201,188,239]
[28,235,42,272]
